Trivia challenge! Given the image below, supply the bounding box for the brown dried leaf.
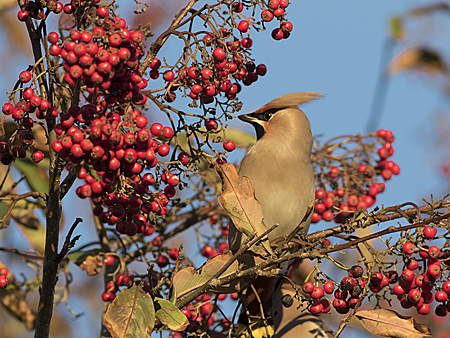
[388,48,448,75]
[355,309,432,338]
[173,251,257,297]
[216,163,272,254]
[79,255,103,276]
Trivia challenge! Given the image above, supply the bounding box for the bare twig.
[57,218,82,262]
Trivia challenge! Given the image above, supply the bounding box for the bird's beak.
[238,113,265,140]
[238,113,257,123]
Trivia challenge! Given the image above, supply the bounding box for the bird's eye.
[263,111,273,121]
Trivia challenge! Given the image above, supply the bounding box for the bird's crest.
[253,92,325,115]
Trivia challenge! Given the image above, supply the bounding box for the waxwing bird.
[229,92,323,249]
[229,92,324,336]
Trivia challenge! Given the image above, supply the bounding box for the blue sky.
[1,0,449,337]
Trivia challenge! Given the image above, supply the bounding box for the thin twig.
[57,218,83,262]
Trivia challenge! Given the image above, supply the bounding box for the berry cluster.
[59,113,178,236]
[301,265,367,316]
[302,225,450,317]
[200,221,230,259]
[312,130,400,224]
[101,268,134,302]
[154,0,293,107]
[0,267,9,289]
[17,0,68,22]
[48,10,147,101]
[177,292,237,337]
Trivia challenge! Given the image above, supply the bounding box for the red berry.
[157,255,169,267]
[213,48,226,61]
[321,239,331,247]
[178,152,189,165]
[417,303,430,315]
[324,281,334,294]
[261,9,273,22]
[157,144,170,157]
[102,291,115,302]
[407,289,421,303]
[169,248,179,260]
[281,21,293,33]
[31,151,44,163]
[152,236,163,247]
[322,210,333,222]
[347,194,359,207]
[237,20,249,33]
[423,226,437,239]
[271,28,284,40]
[311,287,324,299]
[223,140,236,152]
[407,259,419,270]
[333,298,347,309]
[201,245,214,258]
[150,123,163,137]
[232,2,243,12]
[436,291,448,302]
[315,189,326,200]
[309,302,323,316]
[19,70,32,83]
[273,8,285,18]
[163,70,175,82]
[97,6,109,18]
[393,284,405,295]
[401,269,415,282]
[302,282,314,294]
[206,119,218,131]
[219,243,229,254]
[18,10,29,21]
[268,0,279,10]
[436,304,448,317]
[0,274,7,288]
[402,242,415,255]
[103,255,115,266]
[149,58,161,70]
[428,246,440,259]
[162,126,174,139]
[311,212,321,223]
[427,264,441,279]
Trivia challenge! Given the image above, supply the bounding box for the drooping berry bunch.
[312,130,400,224]
[151,0,293,107]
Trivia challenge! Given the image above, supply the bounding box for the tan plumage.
[229,92,323,251]
[228,92,324,336]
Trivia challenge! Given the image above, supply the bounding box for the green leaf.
[103,285,155,338]
[15,220,46,254]
[67,249,103,264]
[13,159,49,210]
[216,163,273,255]
[154,297,188,331]
[168,287,177,304]
[389,16,404,41]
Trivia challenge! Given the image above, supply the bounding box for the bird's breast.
[237,148,315,243]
